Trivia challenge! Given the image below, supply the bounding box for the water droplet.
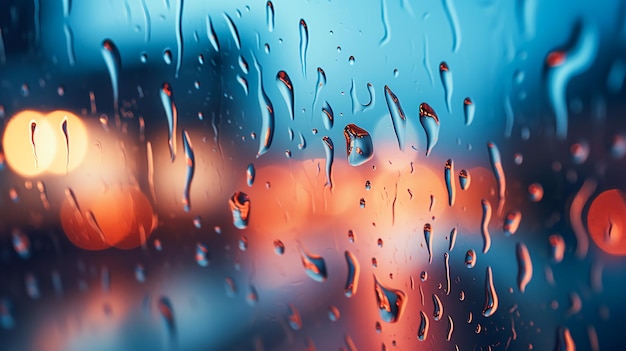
[229,191,251,229]
[246,285,259,306]
[570,141,590,164]
[101,39,121,117]
[25,273,40,299]
[328,306,340,321]
[555,326,576,351]
[549,234,565,263]
[344,250,360,297]
[349,56,355,65]
[393,68,399,77]
[154,239,163,251]
[264,43,270,54]
[487,142,506,215]
[12,229,30,259]
[449,228,457,251]
[246,164,255,187]
[298,131,307,150]
[266,1,275,32]
[251,54,275,157]
[463,98,475,126]
[276,71,295,121]
[205,15,220,52]
[424,223,433,264]
[371,257,378,267]
[444,159,455,206]
[348,230,356,243]
[298,245,327,282]
[239,237,248,251]
[419,103,440,156]
[458,169,471,191]
[432,293,443,321]
[420,271,428,281]
[193,216,202,228]
[546,23,599,139]
[273,240,285,255]
[163,49,172,64]
[482,266,499,317]
[160,82,178,162]
[442,0,461,52]
[377,238,384,248]
[343,124,374,166]
[611,134,626,159]
[322,136,334,189]
[321,101,334,130]
[504,210,522,235]
[299,19,309,77]
[311,67,327,117]
[516,243,533,293]
[465,249,476,268]
[384,85,407,150]
[157,297,176,342]
[288,304,302,330]
[365,180,372,190]
[529,183,544,202]
[439,62,453,113]
[182,130,195,212]
[196,243,209,266]
[375,321,383,333]
[481,199,492,254]
[225,277,237,297]
[223,13,241,50]
[374,275,407,323]
[359,198,366,208]
[350,80,375,113]
[135,265,146,283]
[418,311,429,341]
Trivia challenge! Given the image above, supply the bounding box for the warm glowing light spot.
[2,110,88,177]
[586,189,626,255]
[60,185,154,250]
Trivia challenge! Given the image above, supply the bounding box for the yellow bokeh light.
[2,110,88,177]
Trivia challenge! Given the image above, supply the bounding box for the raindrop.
[173,0,183,78]
[447,315,454,341]
[160,82,178,161]
[528,183,544,202]
[516,243,533,293]
[487,142,506,215]
[349,56,355,65]
[101,39,121,117]
[223,13,241,50]
[246,286,259,305]
[273,240,285,255]
[555,326,576,351]
[377,238,383,248]
[196,243,209,266]
[432,293,443,321]
[182,130,195,212]
[298,245,327,282]
[374,275,407,323]
[449,227,457,251]
[328,306,340,321]
[157,297,176,345]
[348,230,356,243]
[482,266,499,317]
[465,249,476,268]
[459,169,470,190]
[504,210,522,235]
[463,98,475,126]
[611,134,626,159]
[384,85,407,150]
[288,304,302,330]
[570,141,590,164]
[444,159,455,206]
[321,101,334,130]
[252,54,275,158]
[12,229,30,259]
[205,15,220,52]
[419,103,440,156]
[344,250,360,297]
[444,252,450,295]
[276,71,295,121]
[549,234,565,263]
[25,273,40,299]
[365,180,372,190]
[229,191,251,229]
[439,62,453,113]
[299,19,309,77]
[163,49,172,64]
[193,216,201,229]
[420,271,428,281]
[424,223,433,264]
[359,198,366,208]
[135,265,146,283]
[481,199,492,254]
[225,277,237,297]
[418,311,429,341]
[246,164,255,187]
[344,124,374,167]
[266,1,274,32]
[442,0,461,52]
[312,67,326,117]
[239,237,248,251]
[322,136,334,189]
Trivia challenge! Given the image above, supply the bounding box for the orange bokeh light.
[60,185,154,250]
[2,110,88,177]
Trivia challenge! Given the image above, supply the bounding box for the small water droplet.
[419,103,440,156]
[424,223,433,264]
[365,180,372,190]
[439,62,453,113]
[529,183,544,202]
[463,98,475,125]
[516,243,533,293]
[239,237,248,251]
[135,265,146,283]
[384,85,407,150]
[163,49,172,64]
[12,229,30,259]
[229,191,251,229]
[288,304,302,330]
[246,164,255,187]
[273,240,285,255]
[196,243,209,266]
[276,71,295,121]
[444,159,455,206]
[321,101,334,130]
[348,230,356,243]
[459,169,470,190]
[465,249,476,268]
[549,234,565,263]
[349,56,355,65]
[298,245,327,282]
[482,266,499,317]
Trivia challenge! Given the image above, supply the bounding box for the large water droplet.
[299,19,309,77]
[276,71,295,121]
[160,82,178,162]
[516,243,533,293]
[444,159,455,206]
[439,62,453,113]
[298,245,327,282]
[229,191,250,229]
[432,293,443,321]
[344,250,360,297]
[459,169,470,190]
[418,311,429,341]
[424,223,433,264]
[252,54,275,158]
[482,266,499,317]
[343,124,374,166]
[374,275,407,323]
[419,103,440,157]
[384,85,406,150]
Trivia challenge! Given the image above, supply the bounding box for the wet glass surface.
[1,0,626,350]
